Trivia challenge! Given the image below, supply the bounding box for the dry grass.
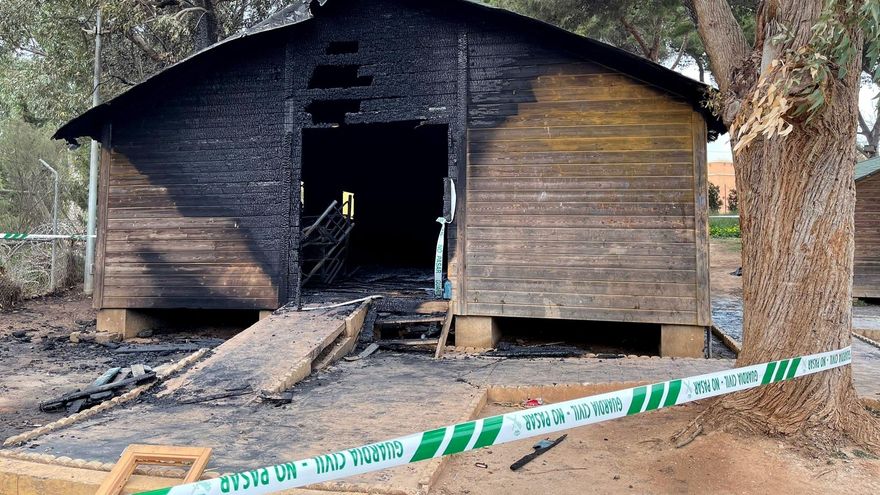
[0,274,23,310]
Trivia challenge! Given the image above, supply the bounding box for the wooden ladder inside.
[301,199,355,285]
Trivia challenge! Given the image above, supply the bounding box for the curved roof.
[856,157,880,182]
[55,0,725,141]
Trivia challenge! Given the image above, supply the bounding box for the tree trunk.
[717,89,879,446]
[194,0,219,51]
[685,0,880,449]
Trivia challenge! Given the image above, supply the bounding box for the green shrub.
[710,217,741,238]
[710,224,741,237]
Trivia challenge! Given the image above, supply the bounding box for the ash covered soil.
[435,403,880,495]
[0,289,222,441]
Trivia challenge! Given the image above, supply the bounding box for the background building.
[708,161,736,213]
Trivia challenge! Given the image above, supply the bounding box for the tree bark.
[688,0,750,102]
[669,35,688,70]
[619,16,655,60]
[193,0,219,51]
[685,0,880,449]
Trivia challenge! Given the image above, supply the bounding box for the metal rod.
[84,8,102,295]
[38,159,59,291]
[302,200,338,239]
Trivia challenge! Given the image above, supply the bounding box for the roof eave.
[54,0,726,142]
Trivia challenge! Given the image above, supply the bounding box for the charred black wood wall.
[281,0,467,307]
[98,0,468,310]
[95,0,710,324]
[98,34,288,310]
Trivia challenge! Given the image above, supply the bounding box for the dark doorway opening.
[300,122,448,279]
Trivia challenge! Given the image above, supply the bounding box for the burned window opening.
[305,99,361,124]
[308,65,373,89]
[326,41,359,54]
[300,122,449,278]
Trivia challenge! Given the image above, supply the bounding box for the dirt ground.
[436,241,880,494]
[710,238,743,300]
[3,251,879,493]
[0,289,225,441]
[710,236,880,313]
[435,402,880,495]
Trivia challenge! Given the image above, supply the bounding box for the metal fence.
[0,222,86,297]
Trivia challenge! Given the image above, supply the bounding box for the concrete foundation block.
[454,316,501,349]
[94,332,120,344]
[96,309,156,340]
[258,310,274,321]
[660,324,706,358]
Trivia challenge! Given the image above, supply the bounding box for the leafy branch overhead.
[492,0,878,157]
[734,0,880,152]
[487,0,758,79]
[0,0,290,127]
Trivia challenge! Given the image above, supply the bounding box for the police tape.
[433,178,456,298]
[137,346,852,495]
[1,232,93,241]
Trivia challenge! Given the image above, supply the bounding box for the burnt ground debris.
[0,289,230,441]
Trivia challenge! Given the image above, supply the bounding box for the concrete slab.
[4,353,731,494]
[0,456,174,495]
[852,337,880,400]
[854,313,880,341]
[711,295,743,343]
[711,296,880,399]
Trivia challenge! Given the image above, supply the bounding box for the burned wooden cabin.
[855,157,880,300]
[55,0,725,357]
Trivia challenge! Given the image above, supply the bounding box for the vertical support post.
[692,113,711,326]
[454,315,500,349]
[661,324,706,358]
[453,28,469,315]
[93,123,113,308]
[38,159,58,291]
[84,9,102,295]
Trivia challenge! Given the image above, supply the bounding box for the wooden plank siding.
[95,45,287,310]
[79,0,719,319]
[462,31,709,325]
[855,173,880,298]
[93,122,113,308]
[691,113,711,325]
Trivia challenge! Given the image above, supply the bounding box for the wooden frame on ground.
[95,444,212,495]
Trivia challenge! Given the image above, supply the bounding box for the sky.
[675,64,878,163]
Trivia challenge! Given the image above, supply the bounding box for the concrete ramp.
[161,302,371,401]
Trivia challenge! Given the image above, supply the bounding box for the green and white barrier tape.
[1,232,93,241]
[434,179,456,298]
[137,346,851,495]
